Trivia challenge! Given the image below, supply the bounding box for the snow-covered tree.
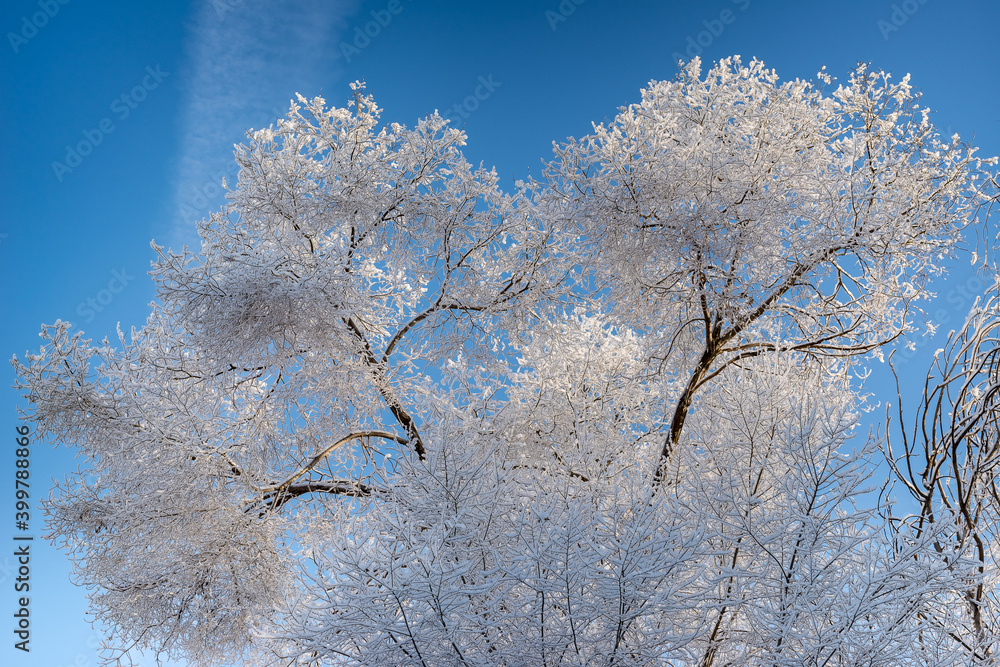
[13,59,997,666]
[887,287,1000,662]
[542,58,990,482]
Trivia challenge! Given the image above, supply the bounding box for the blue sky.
[1,0,998,665]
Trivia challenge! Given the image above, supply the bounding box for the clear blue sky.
[2,0,998,665]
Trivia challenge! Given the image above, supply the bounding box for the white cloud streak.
[169,0,358,246]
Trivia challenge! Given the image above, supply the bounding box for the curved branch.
[345,316,427,459]
[258,430,408,496]
[256,480,381,515]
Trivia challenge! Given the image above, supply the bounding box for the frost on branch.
[541,56,994,476]
[888,286,1000,660]
[10,62,999,666]
[14,85,557,665]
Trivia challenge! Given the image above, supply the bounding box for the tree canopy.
[13,57,1000,666]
